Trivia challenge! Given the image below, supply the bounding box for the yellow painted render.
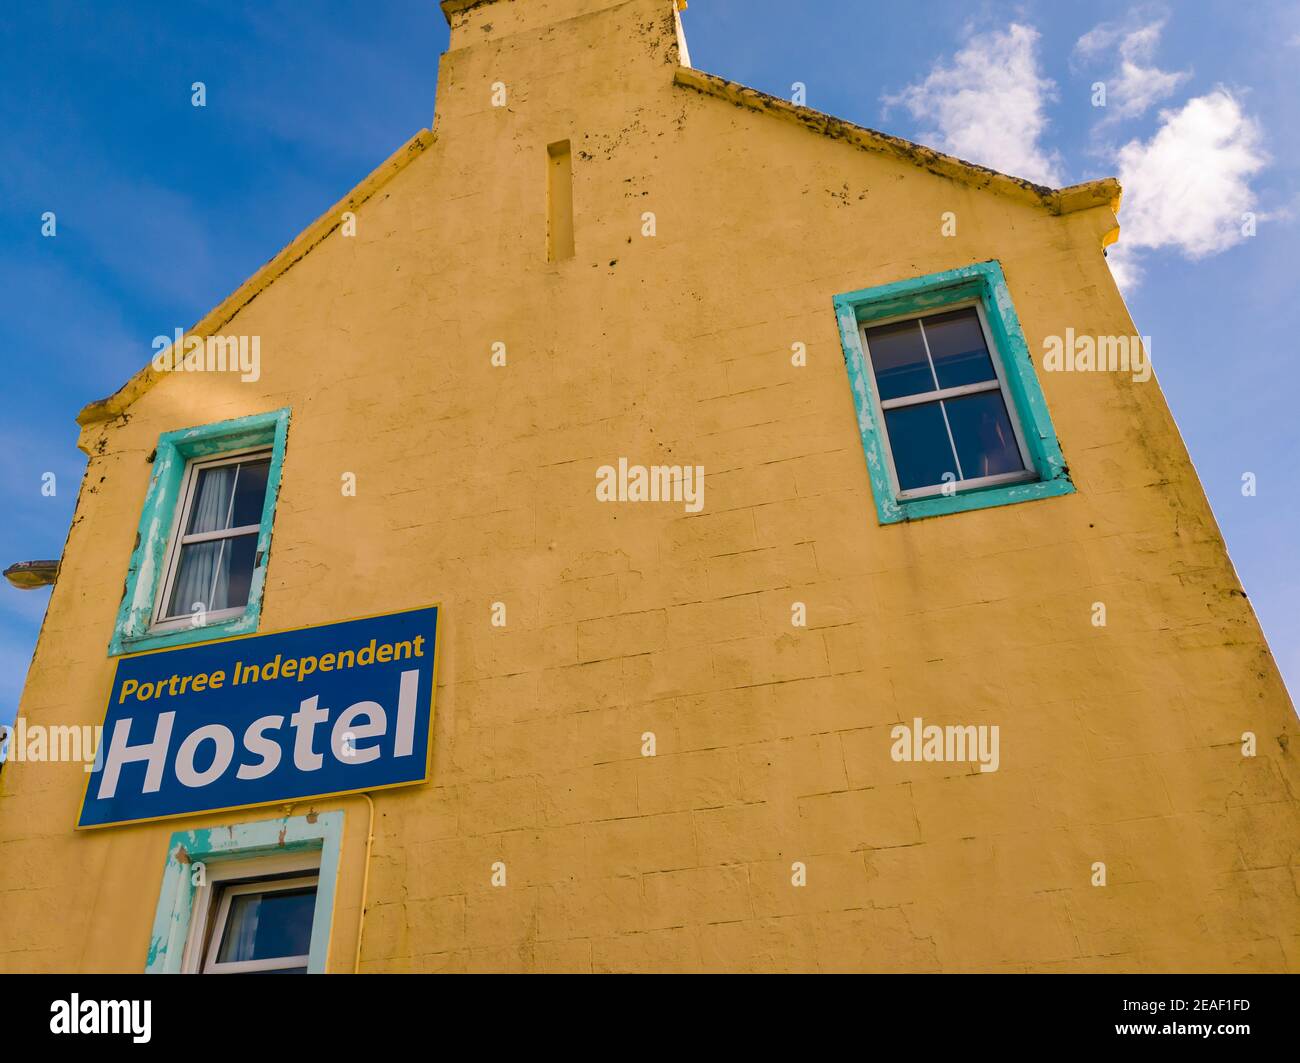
[1,0,1296,973]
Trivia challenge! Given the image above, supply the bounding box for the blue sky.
[0,0,1295,728]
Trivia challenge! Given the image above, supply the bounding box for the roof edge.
[440,0,687,26]
[673,66,1120,216]
[76,128,436,432]
[440,0,491,25]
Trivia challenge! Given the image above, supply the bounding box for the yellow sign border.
[74,602,442,831]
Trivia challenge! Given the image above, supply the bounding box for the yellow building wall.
[0,0,1295,973]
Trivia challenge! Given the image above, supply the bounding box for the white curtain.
[172,465,236,615]
[221,895,262,963]
[190,465,235,533]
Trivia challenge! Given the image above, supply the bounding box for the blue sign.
[79,606,439,828]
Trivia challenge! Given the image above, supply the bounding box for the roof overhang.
[673,66,1121,217]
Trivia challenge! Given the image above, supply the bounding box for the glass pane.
[884,401,959,491]
[185,464,238,534]
[229,459,271,527]
[165,540,221,617]
[923,308,997,390]
[865,319,935,401]
[944,390,1026,481]
[216,886,317,964]
[165,533,258,617]
[218,534,258,611]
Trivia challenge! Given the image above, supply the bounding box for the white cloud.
[884,24,1064,187]
[1076,18,1189,122]
[1074,24,1118,57]
[1106,90,1267,287]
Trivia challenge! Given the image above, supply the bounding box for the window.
[206,877,318,974]
[110,409,290,655]
[191,858,321,974]
[864,304,1033,499]
[147,812,342,975]
[834,261,1073,523]
[154,449,273,631]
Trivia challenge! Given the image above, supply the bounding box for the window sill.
[109,609,260,657]
[881,475,1075,524]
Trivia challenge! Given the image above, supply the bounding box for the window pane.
[185,464,238,534]
[164,533,258,617]
[218,534,259,610]
[865,319,935,400]
[165,540,220,617]
[884,401,958,491]
[944,390,1026,480]
[923,308,997,390]
[229,459,271,527]
[216,886,317,964]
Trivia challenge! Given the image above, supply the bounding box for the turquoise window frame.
[833,260,1073,524]
[146,811,343,974]
[108,408,290,656]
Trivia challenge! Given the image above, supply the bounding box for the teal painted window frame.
[109,409,290,656]
[146,811,343,974]
[833,261,1073,524]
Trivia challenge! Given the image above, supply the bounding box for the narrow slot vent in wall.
[546,140,575,262]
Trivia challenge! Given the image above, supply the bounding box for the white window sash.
[879,378,1002,410]
[859,300,1035,501]
[177,524,261,546]
[897,469,1037,501]
[201,873,320,975]
[181,853,320,974]
[150,446,272,630]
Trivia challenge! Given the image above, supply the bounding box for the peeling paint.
[834,261,1075,524]
[107,408,290,656]
[145,812,343,974]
